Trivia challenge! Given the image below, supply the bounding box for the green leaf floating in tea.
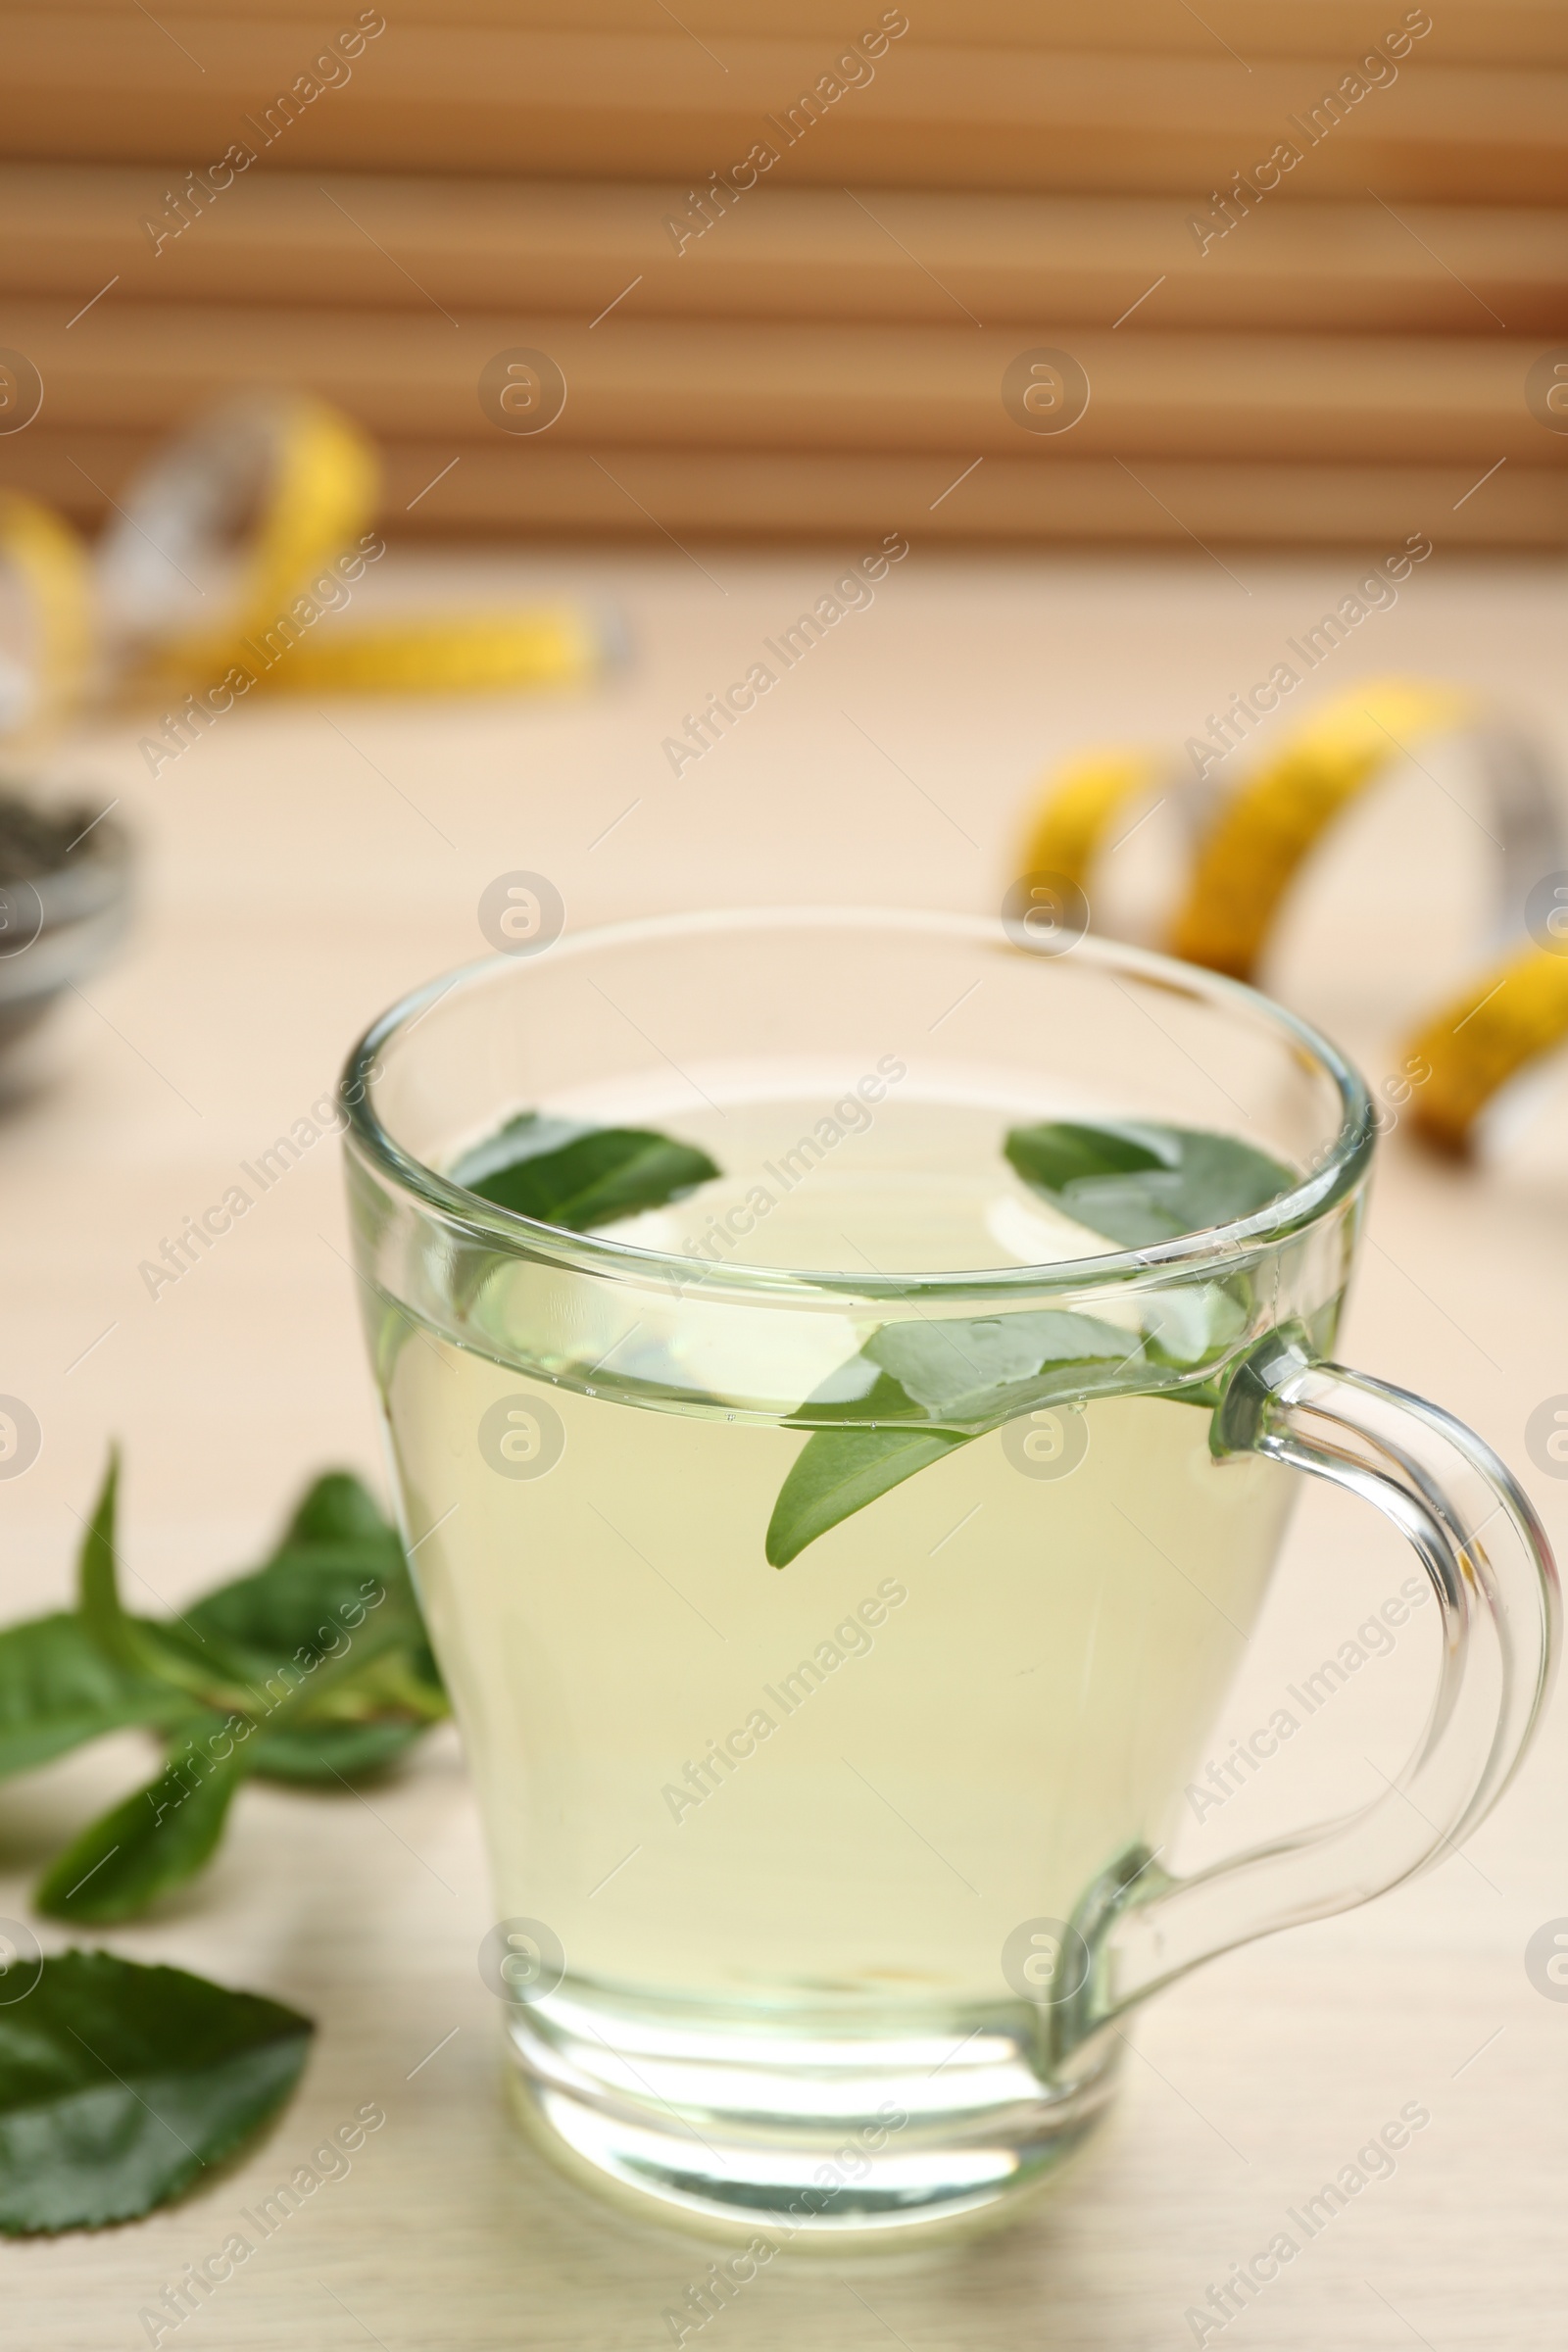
[454,1112,720,1231]
[766,1121,1296,1564]
[1004,1119,1294,1249]
[766,1311,1149,1566]
[0,1950,313,2234]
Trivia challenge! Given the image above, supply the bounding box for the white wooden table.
[5,540,1568,2349]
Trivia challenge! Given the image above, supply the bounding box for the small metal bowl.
[0,795,132,1054]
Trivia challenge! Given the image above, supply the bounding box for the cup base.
[501,1983,1118,2248]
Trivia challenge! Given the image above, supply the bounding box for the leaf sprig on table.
[3,1460,448,1924]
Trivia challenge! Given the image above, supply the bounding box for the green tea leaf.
[454,1112,719,1231]
[766,1427,970,1567]
[763,1122,1290,1563]
[35,1722,247,1924]
[244,1717,427,1784]
[1141,1279,1251,1370]
[863,1310,1146,1422]
[74,1450,134,1672]
[178,1471,446,1784]
[0,1949,313,2232]
[789,1310,1147,1437]
[1004,1120,1294,1248]
[183,1545,414,1679]
[190,1566,439,1790]
[4,1463,448,1925]
[74,1454,252,1710]
[0,1615,183,1781]
[766,1309,1148,1563]
[188,1471,407,1666]
[282,1469,403,1554]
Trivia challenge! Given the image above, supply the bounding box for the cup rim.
[341,906,1376,1302]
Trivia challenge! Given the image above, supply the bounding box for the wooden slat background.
[14,433,1567,547]
[6,171,1565,334]
[4,22,1567,196]
[1,2,1563,546]
[30,0,1568,59]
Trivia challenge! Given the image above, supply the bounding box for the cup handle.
[1053,1326,1561,2067]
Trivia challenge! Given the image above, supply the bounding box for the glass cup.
[341,908,1558,2246]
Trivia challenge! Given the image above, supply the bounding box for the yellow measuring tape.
[1017,749,1174,892]
[1404,951,1568,1151]
[1167,680,1475,979]
[0,395,600,738]
[1018,678,1568,1153]
[0,491,96,737]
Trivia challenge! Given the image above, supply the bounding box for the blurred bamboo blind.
[1,1,1565,547]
